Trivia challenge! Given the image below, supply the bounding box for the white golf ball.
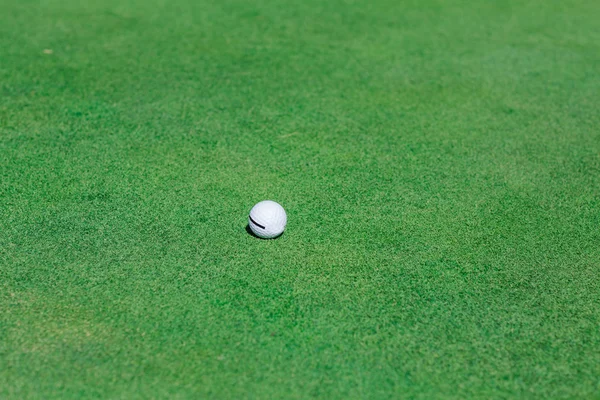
[248,200,287,239]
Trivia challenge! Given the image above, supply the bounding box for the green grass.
[1,0,599,398]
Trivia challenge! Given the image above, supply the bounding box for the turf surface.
[1,0,600,398]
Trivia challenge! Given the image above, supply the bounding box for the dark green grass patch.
[1,0,599,398]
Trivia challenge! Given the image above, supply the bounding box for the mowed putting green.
[1,0,599,398]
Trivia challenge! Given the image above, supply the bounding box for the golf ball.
[248,200,287,239]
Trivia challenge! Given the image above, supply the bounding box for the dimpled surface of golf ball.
[248,200,287,239]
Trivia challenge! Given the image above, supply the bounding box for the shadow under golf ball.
[245,224,284,240]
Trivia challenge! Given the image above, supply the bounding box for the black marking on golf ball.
[249,216,266,230]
